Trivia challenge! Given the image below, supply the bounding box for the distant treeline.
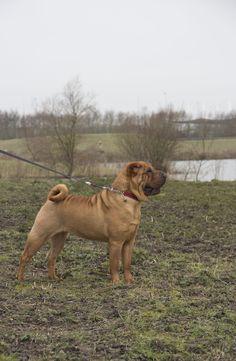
[0,109,236,140]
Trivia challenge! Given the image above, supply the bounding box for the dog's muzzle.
[143,171,166,196]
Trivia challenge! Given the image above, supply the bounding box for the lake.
[172,159,236,181]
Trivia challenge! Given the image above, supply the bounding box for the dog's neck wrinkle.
[112,175,147,202]
[112,174,129,192]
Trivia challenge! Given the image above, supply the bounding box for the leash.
[0,149,73,179]
[0,149,130,201]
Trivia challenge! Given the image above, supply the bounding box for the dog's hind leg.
[47,232,68,280]
[16,229,50,281]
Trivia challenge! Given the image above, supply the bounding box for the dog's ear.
[126,162,142,177]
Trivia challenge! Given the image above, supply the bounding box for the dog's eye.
[146,168,153,174]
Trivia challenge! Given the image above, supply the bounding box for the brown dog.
[17,161,166,284]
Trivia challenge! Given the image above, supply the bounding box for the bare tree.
[22,113,55,166]
[119,109,179,170]
[195,120,214,180]
[43,77,95,175]
[0,111,20,139]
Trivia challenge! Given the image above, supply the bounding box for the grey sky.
[0,0,235,115]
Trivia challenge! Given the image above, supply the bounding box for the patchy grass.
[0,178,236,361]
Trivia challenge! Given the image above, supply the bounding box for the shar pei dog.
[17,161,166,284]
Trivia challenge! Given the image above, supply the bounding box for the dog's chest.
[103,199,140,236]
[112,203,141,238]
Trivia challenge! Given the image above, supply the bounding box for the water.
[98,159,236,181]
[172,159,236,181]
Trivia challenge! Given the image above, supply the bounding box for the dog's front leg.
[122,238,135,284]
[108,240,124,284]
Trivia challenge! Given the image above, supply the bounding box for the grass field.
[0,134,121,155]
[176,137,236,159]
[1,135,236,178]
[0,178,236,360]
[180,137,236,153]
[1,135,236,157]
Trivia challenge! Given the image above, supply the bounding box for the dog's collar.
[123,190,139,202]
[100,186,139,202]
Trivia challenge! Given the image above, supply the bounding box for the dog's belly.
[65,220,138,242]
[70,224,138,242]
[62,215,108,241]
[61,211,139,242]
[73,228,109,242]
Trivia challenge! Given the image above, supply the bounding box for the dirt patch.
[0,179,236,360]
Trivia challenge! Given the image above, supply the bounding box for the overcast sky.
[0,0,235,115]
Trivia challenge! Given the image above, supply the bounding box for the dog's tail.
[48,184,69,202]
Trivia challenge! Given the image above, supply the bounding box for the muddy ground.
[0,178,236,361]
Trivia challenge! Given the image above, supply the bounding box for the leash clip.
[121,192,127,202]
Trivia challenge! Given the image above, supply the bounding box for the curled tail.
[48,184,69,202]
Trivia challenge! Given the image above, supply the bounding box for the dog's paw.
[111,274,120,285]
[125,272,134,284]
[48,273,61,281]
[16,271,24,281]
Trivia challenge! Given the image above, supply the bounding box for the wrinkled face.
[126,161,166,200]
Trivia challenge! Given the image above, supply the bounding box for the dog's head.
[112,161,166,201]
